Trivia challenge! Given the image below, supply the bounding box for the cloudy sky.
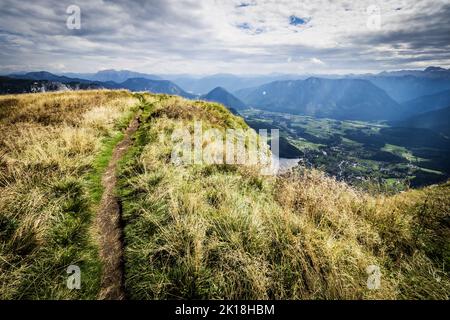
[1,0,449,75]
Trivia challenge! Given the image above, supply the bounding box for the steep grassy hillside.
[118,93,449,299]
[0,91,139,299]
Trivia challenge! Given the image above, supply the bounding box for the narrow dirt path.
[97,114,140,300]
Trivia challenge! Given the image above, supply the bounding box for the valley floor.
[0,91,448,299]
[243,110,450,191]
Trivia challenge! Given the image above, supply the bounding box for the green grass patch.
[86,131,125,203]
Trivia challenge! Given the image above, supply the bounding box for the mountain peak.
[201,86,247,112]
[208,86,228,93]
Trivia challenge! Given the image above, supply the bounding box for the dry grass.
[0,90,448,300]
[152,95,248,130]
[119,94,449,300]
[0,90,138,299]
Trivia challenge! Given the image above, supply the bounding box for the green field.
[242,109,450,190]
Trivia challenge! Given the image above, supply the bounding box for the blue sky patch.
[289,15,309,26]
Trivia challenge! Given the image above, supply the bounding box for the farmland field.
[242,109,450,190]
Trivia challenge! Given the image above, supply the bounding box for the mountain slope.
[200,87,247,112]
[363,75,450,103]
[88,69,161,82]
[0,74,195,98]
[396,106,450,136]
[172,73,305,94]
[401,89,450,115]
[374,66,450,79]
[8,71,92,84]
[118,78,194,98]
[0,76,105,94]
[236,77,402,121]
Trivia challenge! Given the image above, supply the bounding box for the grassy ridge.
[0,90,138,299]
[0,91,448,299]
[118,94,449,299]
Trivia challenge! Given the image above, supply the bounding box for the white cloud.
[310,58,325,66]
[0,0,449,74]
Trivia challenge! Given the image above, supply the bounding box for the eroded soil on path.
[97,115,140,300]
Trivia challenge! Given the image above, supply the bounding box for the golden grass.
[0,90,448,300]
[0,90,138,299]
[119,93,449,300]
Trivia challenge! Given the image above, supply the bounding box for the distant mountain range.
[1,71,246,113]
[2,72,193,99]
[8,69,161,86]
[169,66,450,96]
[9,71,94,84]
[171,74,304,95]
[373,66,450,79]
[360,75,450,103]
[60,69,162,83]
[235,77,403,121]
[0,76,104,94]
[3,67,450,123]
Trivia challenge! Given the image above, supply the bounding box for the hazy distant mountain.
[118,78,194,98]
[89,70,161,83]
[342,67,450,103]
[395,106,450,136]
[172,74,305,94]
[236,77,402,121]
[173,67,450,98]
[8,71,92,84]
[1,73,194,98]
[200,87,247,112]
[61,69,162,83]
[401,89,450,115]
[0,76,104,94]
[375,66,450,79]
[362,75,450,103]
